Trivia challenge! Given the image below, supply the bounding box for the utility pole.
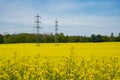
[34,14,42,45]
[55,18,59,45]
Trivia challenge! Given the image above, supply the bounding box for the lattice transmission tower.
[55,18,58,44]
[34,14,42,45]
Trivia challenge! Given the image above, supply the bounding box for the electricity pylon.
[34,14,42,45]
[55,18,59,45]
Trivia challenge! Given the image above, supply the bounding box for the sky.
[0,0,120,36]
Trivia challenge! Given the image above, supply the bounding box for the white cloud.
[43,0,118,14]
[0,0,120,36]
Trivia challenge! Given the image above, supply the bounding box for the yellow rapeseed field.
[0,42,120,80]
[0,42,120,58]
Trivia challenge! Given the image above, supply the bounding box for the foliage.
[0,34,4,44]
[1,32,120,43]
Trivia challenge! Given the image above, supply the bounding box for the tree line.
[0,33,120,44]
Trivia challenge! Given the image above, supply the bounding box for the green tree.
[58,33,66,42]
[118,33,120,37]
[91,34,102,42]
[0,34,4,44]
[115,33,120,42]
[110,33,115,41]
[102,36,110,42]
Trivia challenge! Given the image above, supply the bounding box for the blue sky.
[0,0,120,36]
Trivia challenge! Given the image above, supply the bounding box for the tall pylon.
[34,14,42,45]
[55,18,59,44]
